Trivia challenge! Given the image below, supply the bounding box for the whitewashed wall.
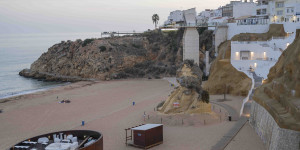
[233,2,256,18]
[183,8,197,25]
[227,23,269,39]
[228,23,300,40]
[231,60,277,79]
[281,22,300,33]
[166,10,184,24]
[230,33,295,79]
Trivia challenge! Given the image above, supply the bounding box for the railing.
[237,19,269,25]
[161,22,228,28]
[232,41,269,44]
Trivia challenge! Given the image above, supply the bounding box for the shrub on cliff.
[99,46,107,52]
[157,101,165,109]
[201,90,210,103]
[151,44,160,52]
[134,61,153,69]
[82,39,94,47]
[132,43,142,49]
[183,59,195,67]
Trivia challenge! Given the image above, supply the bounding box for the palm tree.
[152,14,159,29]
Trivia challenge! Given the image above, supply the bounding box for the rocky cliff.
[249,29,300,150]
[20,29,215,81]
[20,30,184,81]
[252,29,300,131]
[159,60,211,114]
[203,41,252,96]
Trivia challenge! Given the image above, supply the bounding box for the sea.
[0,32,103,99]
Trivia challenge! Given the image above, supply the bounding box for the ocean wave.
[0,82,70,99]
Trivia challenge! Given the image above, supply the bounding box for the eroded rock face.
[203,41,252,96]
[252,29,300,131]
[159,60,211,114]
[19,30,185,81]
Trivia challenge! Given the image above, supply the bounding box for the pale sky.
[0,0,231,34]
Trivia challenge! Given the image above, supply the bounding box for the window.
[262,9,267,15]
[240,51,251,60]
[285,18,289,22]
[276,2,284,8]
[257,10,261,15]
[287,7,294,13]
[277,10,283,15]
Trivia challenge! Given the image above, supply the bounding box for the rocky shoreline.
[19,69,95,82]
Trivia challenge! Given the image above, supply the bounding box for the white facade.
[256,0,270,17]
[212,8,223,17]
[196,8,222,25]
[183,8,197,25]
[227,22,300,39]
[231,33,295,78]
[207,17,229,30]
[233,2,256,18]
[268,0,300,23]
[196,9,211,24]
[164,10,184,25]
[227,23,269,39]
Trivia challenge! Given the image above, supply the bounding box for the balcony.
[256,4,268,10]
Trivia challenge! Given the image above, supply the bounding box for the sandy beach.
[0,79,265,150]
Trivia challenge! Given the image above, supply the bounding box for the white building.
[196,8,223,25]
[212,8,223,17]
[207,17,229,30]
[231,32,295,78]
[196,9,211,24]
[164,10,184,26]
[233,1,256,18]
[268,0,300,23]
[184,8,197,26]
[256,0,270,17]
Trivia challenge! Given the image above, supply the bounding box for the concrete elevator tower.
[182,8,199,65]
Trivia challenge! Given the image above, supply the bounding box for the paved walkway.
[242,72,263,116]
[224,122,266,150]
[211,117,248,150]
[210,98,248,150]
[210,100,239,121]
[211,72,264,150]
[215,71,265,150]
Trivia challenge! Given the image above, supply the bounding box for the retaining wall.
[250,101,300,150]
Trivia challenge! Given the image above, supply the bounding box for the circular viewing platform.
[9,130,103,150]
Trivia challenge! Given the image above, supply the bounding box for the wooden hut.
[131,124,163,149]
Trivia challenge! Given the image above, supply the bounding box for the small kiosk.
[126,124,163,149]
